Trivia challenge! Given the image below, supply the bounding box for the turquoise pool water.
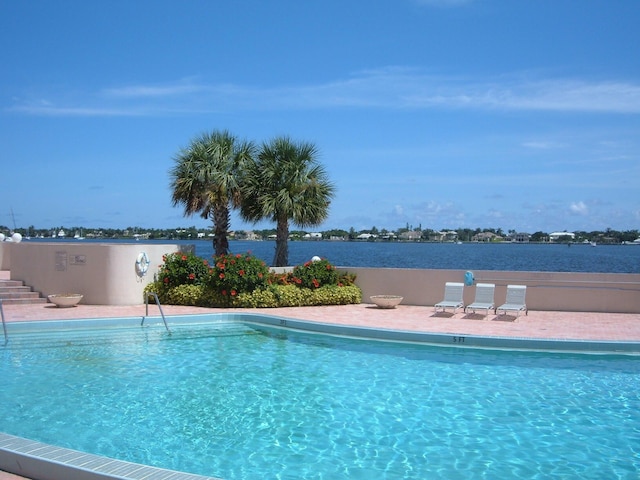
[2,318,639,479]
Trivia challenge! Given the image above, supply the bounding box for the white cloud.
[8,68,640,116]
[413,0,473,7]
[103,81,205,98]
[496,80,640,113]
[570,201,588,215]
[8,103,146,117]
[522,141,565,150]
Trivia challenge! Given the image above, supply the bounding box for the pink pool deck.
[2,297,639,343]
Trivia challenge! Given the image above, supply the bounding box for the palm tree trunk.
[213,206,231,257]
[273,217,289,267]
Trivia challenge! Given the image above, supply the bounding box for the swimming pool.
[2,315,639,479]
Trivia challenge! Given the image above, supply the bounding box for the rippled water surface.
[27,238,640,272]
[2,322,639,479]
[217,240,640,273]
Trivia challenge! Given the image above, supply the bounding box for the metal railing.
[0,299,7,345]
[142,292,171,334]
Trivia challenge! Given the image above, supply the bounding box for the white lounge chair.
[434,282,465,314]
[465,283,496,317]
[496,285,528,317]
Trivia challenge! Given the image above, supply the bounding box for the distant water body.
[217,240,640,274]
[29,239,639,274]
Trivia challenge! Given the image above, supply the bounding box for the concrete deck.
[3,300,640,343]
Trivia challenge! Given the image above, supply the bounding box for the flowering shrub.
[145,252,360,308]
[267,271,294,286]
[157,252,210,289]
[207,252,269,304]
[337,272,357,287]
[269,268,356,288]
[291,258,338,289]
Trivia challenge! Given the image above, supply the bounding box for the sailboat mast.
[9,207,17,233]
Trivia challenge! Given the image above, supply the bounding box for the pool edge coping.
[5,312,640,355]
[237,312,640,355]
[0,432,221,480]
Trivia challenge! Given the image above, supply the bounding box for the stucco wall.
[8,242,192,305]
[0,242,10,270]
[339,267,640,314]
[4,243,639,312]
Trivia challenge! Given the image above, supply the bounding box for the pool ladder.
[0,299,7,344]
[141,292,171,334]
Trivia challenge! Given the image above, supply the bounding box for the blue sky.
[1,0,639,234]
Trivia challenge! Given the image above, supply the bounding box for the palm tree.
[240,136,335,266]
[170,130,255,256]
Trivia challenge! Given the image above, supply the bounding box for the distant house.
[441,230,459,242]
[511,232,530,243]
[356,233,377,240]
[427,230,459,242]
[549,232,575,242]
[243,231,261,241]
[303,232,322,240]
[472,232,502,242]
[399,231,421,241]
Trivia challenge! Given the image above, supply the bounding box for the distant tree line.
[4,225,638,245]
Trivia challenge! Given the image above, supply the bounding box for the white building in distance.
[549,232,575,242]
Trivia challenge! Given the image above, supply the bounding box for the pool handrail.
[0,298,7,344]
[142,292,171,334]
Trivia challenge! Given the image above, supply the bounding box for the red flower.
[221,290,227,296]
[236,254,241,258]
[258,272,263,278]
[163,277,169,284]
[312,279,320,288]
[188,273,195,280]
[181,255,187,261]
[219,273,225,279]
[231,289,237,296]
[239,270,245,276]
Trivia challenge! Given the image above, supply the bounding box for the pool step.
[5,322,260,349]
[0,279,46,305]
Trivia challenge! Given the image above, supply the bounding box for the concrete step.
[1,296,48,305]
[0,285,33,294]
[0,279,46,305]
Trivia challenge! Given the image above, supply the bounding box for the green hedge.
[144,282,361,308]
